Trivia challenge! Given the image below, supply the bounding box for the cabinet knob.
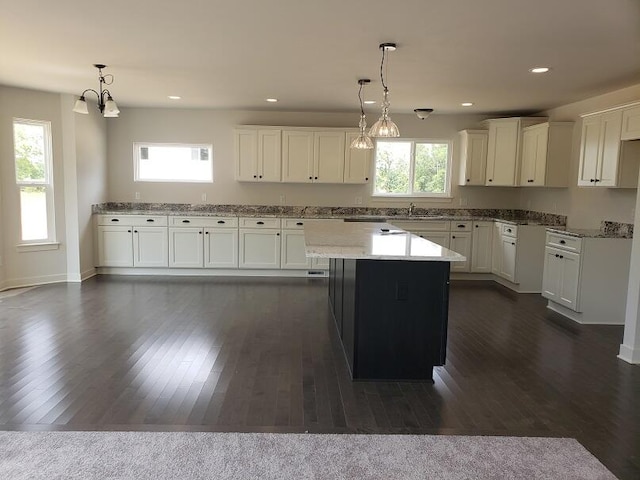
[205,231,209,234]
[309,176,312,180]
[512,242,515,245]
[590,179,595,182]
[594,179,600,183]
[488,179,493,182]
[559,255,564,259]
[127,230,131,233]
[276,233,280,236]
[314,176,318,180]
[555,254,559,258]
[365,177,369,181]
[466,179,470,182]
[452,235,456,239]
[259,175,262,178]
[253,175,257,178]
[507,229,512,232]
[134,230,138,233]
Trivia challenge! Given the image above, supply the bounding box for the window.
[373,139,451,197]
[134,143,213,182]
[13,119,55,243]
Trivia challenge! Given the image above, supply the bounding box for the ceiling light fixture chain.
[369,42,400,138]
[73,64,120,118]
[351,79,374,150]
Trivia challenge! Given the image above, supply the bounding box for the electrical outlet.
[201,193,207,202]
[355,196,363,205]
[134,192,140,200]
[279,194,286,204]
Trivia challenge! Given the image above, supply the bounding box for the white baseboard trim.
[618,344,640,364]
[95,267,329,278]
[81,268,97,281]
[546,301,624,325]
[2,273,68,291]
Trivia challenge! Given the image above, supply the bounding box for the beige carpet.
[0,431,616,479]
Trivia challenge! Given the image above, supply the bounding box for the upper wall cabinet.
[578,109,640,188]
[484,117,547,186]
[344,132,372,184]
[234,129,282,182]
[621,105,640,140]
[519,122,573,187]
[458,130,488,186]
[282,130,345,183]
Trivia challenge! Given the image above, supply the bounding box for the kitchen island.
[304,220,465,381]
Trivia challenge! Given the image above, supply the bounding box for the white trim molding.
[618,344,640,364]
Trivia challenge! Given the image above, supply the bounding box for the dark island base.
[328,258,450,382]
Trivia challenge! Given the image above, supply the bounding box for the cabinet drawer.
[169,216,238,228]
[239,217,281,228]
[282,218,308,229]
[501,224,518,237]
[96,214,168,226]
[546,232,582,253]
[451,221,472,231]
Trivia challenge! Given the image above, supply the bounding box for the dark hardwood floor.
[0,276,638,479]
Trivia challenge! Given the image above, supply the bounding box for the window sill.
[16,242,61,253]
[370,196,454,204]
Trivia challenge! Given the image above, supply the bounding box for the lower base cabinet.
[239,229,281,268]
[97,225,168,267]
[281,229,311,269]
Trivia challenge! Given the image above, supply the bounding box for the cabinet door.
[449,232,471,272]
[621,105,640,140]
[314,131,345,183]
[239,228,281,268]
[597,110,623,187]
[344,132,372,183]
[459,130,488,186]
[97,226,133,267]
[234,129,258,181]
[471,221,493,273]
[500,236,517,282]
[169,227,203,268]
[542,246,562,302]
[134,227,168,267]
[486,120,519,186]
[415,231,450,248]
[520,124,548,186]
[578,115,601,186]
[258,129,281,182]
[282,130,314,182]
[281,230,312,269]
[557,251,581,311]
[491,223,503,274]
[204,228,238,268]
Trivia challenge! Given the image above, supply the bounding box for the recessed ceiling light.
[461,102,473,107]
[364,100,376,104]
[266,98,278,103]
[529,67,550,74]
[168,96,181,100]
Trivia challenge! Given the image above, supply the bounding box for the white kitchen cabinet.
[133,227,168,267]
[344,132,372,183]
[484,117,547,186]
[97,226,134,267]
[449,232,471,272]
[541,231,631,324]
[391,220,452,249]
[282,130,345,183]
[234,129,282,182]
[169,227,204,268]
[281,230,312,269]
[519,122,573,187]
[471,221,493,273]
[204,228,238,268]
[458,130,488,186]
[239,218,282,269]
[578,110,640,188]
[621,104,640,140]
[499,235,517,282]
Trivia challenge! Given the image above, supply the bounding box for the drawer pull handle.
[111,218,120,222]
[146,219,154,222]
[182,220,190,224]
[217,220,225,224]
[457,224,465,228]
[257,221,264,225]
[559,240,566,244]
[296,222,304,226]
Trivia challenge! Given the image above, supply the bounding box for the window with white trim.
[373,139,451,197]
[13,119,56,243]
[134,143,213,182]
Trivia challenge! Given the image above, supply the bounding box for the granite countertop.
[546,221,633,239]
[303,221,466,262]
[92,203,567,226]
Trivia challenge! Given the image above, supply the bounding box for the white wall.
[107,109,521,209]
[0,86,68,288]
[521,83,640,228]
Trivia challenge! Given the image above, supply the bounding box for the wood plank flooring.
[0,276,639,479]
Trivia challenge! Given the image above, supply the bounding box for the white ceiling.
[1,0,639,115]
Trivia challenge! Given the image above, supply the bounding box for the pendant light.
[73,64,120,118]
[350,79,374,149]
[369,43,400,138]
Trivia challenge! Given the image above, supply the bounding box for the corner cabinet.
[578,109,640,188]
[234,129,282,182]
[458,130,488,186]
[484,117,547,186]
[621,104,640,140]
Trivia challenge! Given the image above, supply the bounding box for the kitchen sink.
[343,217,388,222]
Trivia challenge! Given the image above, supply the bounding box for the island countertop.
[304,220,466,262]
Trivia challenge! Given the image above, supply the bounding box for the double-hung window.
[134,143,213,182]
[373,139,452,197]
[13,119,55,243]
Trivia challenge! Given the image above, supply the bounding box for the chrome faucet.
[408,202,415,216]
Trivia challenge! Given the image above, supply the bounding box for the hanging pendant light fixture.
[350,79,374,149]
[369,43,400,138]
[73,64,120,117]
